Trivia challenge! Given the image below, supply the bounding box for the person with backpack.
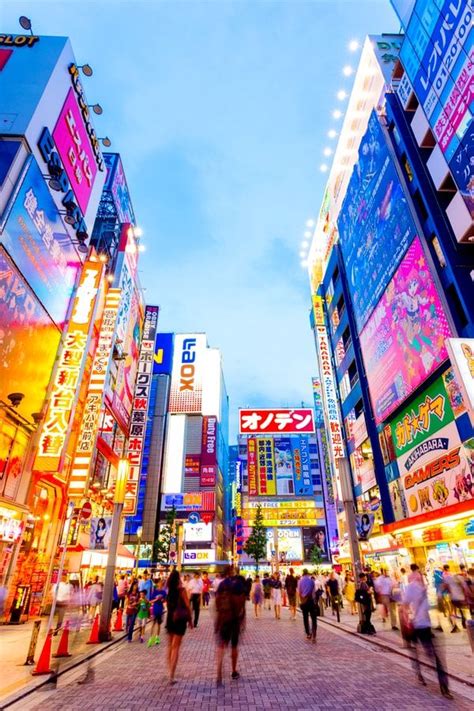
[355,573,375,635]
[297,568,317,643]
[215,565,246,685]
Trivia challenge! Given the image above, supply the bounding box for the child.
[136,590,150,643]
[148,580,167,647]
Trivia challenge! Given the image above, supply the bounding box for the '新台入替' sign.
[239,408,315,435]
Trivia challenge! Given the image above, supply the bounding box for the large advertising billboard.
[360,237,452,424]
[169,334,206,413]
[239,408,315,435]
[274,437,295,495]
[256,438,276,496]
[446,338,474,426]
[302,525,329,562]
[266,528,303,564]
[243,500,324,527]
[0,247,61,417]
[52,88,98,214]
[1,157,81,326]
[338,110,417,331]
[103,154,135,224]
[291,436,313,496]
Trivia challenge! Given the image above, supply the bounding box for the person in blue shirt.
[139,570,154,600]
[148,579,167,646]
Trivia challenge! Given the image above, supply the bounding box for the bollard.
[24,619,42,666]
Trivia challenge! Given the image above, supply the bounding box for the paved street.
[22,605,473,710]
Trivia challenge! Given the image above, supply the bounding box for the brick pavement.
[27,606,474,710]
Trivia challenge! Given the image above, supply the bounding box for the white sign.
[183,521,213,542]
[446,338,474,426]
[182,548,215,564]
[169,334,207,413]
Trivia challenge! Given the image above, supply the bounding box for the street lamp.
[134,526,143,578]
[98,458,129,642]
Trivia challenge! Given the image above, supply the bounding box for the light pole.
[134,526,143,578]
[98,458,129,642]
[46,500,75,635]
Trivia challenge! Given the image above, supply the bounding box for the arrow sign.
[188,512,200,525]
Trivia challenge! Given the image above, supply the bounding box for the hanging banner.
[247,437,258,496]
[35,260,103,474]
[124,305,160,514]
[256,438,276,496]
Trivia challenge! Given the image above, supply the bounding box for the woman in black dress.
[166,570,192,684]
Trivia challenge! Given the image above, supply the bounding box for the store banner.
[360,237,452,424]
[247,438,258,496]
[89,517,112,550]
[338,110,417,331]
[103,154,136,224]
[239,408,315,435]
[162,491,215,512]
[1,157,81,326]
[153,332,174,374]
[256,438,276,496]
[123,305,160,514]
[200,465,216,487]
[312,377,324,428]
[274,437,295,495]
[302,526,328,562]
[35,259,103,473]
[291,436,313,496]
[389,373,455,459]
[169,333,206,413]
[398,420,474,518]
[184,455,201,476]
[201,416,218,466]
[446,338,474,426]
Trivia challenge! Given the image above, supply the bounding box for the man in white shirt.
[188,571,204,628]
[403,565,452,699]
[52,571,71,633]
[374,569,398,630]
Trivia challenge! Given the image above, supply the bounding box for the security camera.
[8,392,25,407]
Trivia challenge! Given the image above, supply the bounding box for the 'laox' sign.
[169,334,206,413]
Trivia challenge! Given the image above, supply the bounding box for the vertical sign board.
[247,438,258,496]
[256,438,276,496]
[315,325,345,500]
[35,261,103,474]
[68,289,121,495]
[200,415,218,487]
[168,334,206,413]
[124,306,160,514]
[446,338,474,427]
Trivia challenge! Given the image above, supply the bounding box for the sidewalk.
[0,612,126,705]
[318,602,474,684]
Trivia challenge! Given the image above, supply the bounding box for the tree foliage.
[153,506,176,567]
[244,504,267,572]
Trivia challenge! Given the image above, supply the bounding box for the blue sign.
[448,124,474,219]
[188,512,201,524]
[1,157,80,326]
[293,436,313,496]
[153,332,174,374]
[338,110,417,331]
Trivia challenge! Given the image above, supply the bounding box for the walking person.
[403,565,452,699]
[215,565,246,685]
[125,580,139,642]
[262,572,272,610]
[136,590,150,643]
[442,564,467,631]
[326,572,341,622]
[165,570,193,685]
[251,576,263,618]
[374,569,398,630]
[188,571,204,628]
[202,572,211,607]
[148,579,167,646]
[52,571,71,634]
[344,574,357,615]
[297,568,317,643]
[285,568,298,620]
[117,574,128,610]
[272,572,282,619]
[355,573,375,635]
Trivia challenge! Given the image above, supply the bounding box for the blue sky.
[2,0,398,439]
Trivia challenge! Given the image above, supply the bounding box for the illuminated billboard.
[338,110,417,331]
[0,247,61,417]
[35,259,103,473]
[243,500,324,527]
[302,526,329,562]
[247,437,257,496]
[103,153,135,224]
[291,436,313,496]
[274,438,295,495]
[169,334,206,413]
[239,408,315,435]
[201,416,217,486]
[1,157,81,326]
[153,332,174,374]
[266,528,303,564]
[162,491,215,512]
[360,237,452,424]
[256,438,276,496]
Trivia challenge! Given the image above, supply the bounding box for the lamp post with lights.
[98,458,129,642]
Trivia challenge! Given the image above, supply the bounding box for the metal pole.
[273,527,279,573]
[177,523,183,572]
[46,501,75,636]
[98,500,123,642]
[338,457,364,629]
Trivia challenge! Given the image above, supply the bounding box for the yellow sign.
[246,500,316,509]
[312,294,325,326]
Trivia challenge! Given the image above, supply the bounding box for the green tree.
[244,504,267,573]
[153,506,176,568]
[310,545,323,568]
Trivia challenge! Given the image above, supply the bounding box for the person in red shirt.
[202,572,211,607]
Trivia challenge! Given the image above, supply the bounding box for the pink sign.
[360,237,452,424]
[53,88,98,213]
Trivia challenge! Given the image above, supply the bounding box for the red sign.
[247,438,257,496]
[201,512,215,524]
[239,408,315,434]
[200,465,216,487]
[80,502,92,520]
[201,416,217,465]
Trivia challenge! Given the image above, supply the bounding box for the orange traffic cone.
[53,621,72,657]
[32,630,54,675]
[87,614,100,644]
[113,608,124,631]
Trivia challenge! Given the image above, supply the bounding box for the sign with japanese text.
[1,157,81,327]
[69,288,121,495]
[389,374,454,459]
[360,237,452,424]
[243,506,325,528]
[312,377,324,428]
[103,154,135,224]
[169,333,206,413]
[200,464,217,487]
[292,436,313,496]
[53,88,98,214]
[256,438,276,496]
[122,305,159,513]
[247,437,257,496]
[312,294,325,326]
[201,416,217,466]
[185,455,200,476]
[239,408,315,435]
[446,338,474,426]
[35,260,103,473]
[162,491,215,512]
